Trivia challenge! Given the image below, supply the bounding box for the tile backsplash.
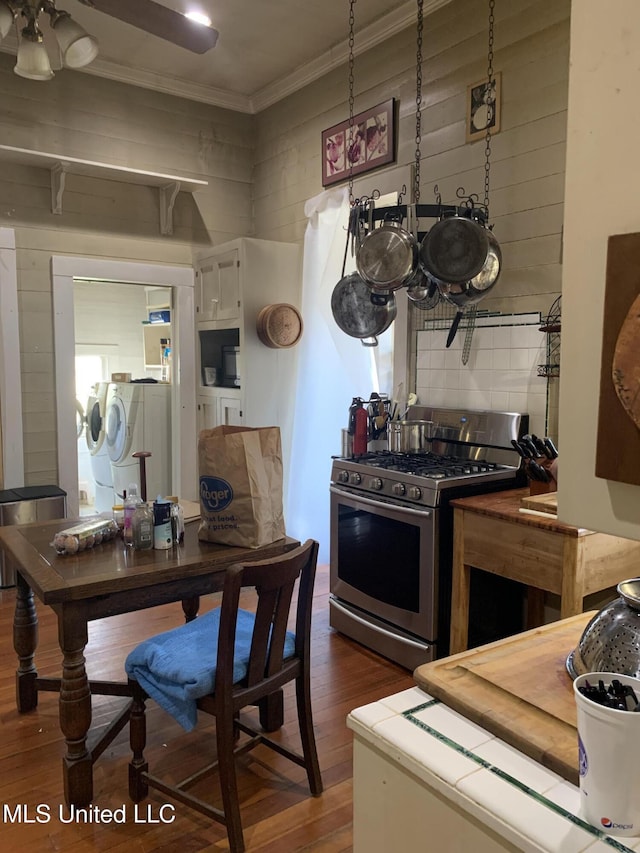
[415,319,549,437]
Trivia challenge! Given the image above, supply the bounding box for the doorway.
[53,256,196,517]
[74,280,173,516]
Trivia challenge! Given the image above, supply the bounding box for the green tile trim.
[401,700,635,853]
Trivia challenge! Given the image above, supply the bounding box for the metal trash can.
[0,486,67,588]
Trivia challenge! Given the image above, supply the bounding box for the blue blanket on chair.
[125,608,296,732]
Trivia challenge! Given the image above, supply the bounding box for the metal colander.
[567,579,640,679]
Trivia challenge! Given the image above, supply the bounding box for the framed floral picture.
[466,73,501,143]
[321,99,396,187]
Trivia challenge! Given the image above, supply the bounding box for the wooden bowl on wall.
[256,303,304,349]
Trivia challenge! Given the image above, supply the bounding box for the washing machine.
[85,381,115,512]
[105,383,172,501]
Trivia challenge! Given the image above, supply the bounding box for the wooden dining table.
[0,517,299,808]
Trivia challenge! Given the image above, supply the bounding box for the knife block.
[529,478,557,495]
[525,457,558,495]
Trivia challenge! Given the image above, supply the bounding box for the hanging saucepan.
[331,272,397,347]
[406,276,440,308]
[420,215,488,283]
[356,217,419,293]
[436,225,502,309]
[421,217,502,347]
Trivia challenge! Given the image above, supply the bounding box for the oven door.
[330,484,437,642]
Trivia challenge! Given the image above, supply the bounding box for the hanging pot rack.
[349,190,489,243]
[338,0,499,351]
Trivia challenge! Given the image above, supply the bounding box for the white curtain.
[285,187,393,563]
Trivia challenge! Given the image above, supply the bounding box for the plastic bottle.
[160,337,172,383]
[152,497,173,550]
[123,484,141,547]
[167,496,185,546]
[112,504,125,535]
[132,502,153,550]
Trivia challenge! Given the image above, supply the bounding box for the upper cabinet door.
[197,249,240,322]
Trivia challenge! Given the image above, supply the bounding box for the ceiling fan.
[0,0,219,80]
[75,0,219,54]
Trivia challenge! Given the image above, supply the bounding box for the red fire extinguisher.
[348,397,369,456]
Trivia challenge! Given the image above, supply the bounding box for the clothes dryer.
[105,383,172,501]
[85,381,115,512]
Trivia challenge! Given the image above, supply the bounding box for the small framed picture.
[466,72,501,143]
[321,99,396,187]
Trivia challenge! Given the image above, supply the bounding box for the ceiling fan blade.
[77,0,219,54]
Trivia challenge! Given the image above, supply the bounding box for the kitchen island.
[449,488,640,654]
[348,615,640,852]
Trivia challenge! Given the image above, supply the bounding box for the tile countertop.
[348,687,640,853]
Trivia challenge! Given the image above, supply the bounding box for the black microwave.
[222,346,240,387]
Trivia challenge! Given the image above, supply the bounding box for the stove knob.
[337,470,350,483]
[392,482,406,497]
[407,486,422,501]
[349,472,362,485]
[370,477,383,490]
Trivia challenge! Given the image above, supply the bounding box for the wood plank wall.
[0,0,570,485]
[253,0,569,317]
[0,53,255,485]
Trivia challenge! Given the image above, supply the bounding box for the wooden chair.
[127,539,323,853]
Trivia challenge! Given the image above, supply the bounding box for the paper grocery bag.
[197,425,286,548]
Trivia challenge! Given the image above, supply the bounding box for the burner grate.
[351,451,500,479]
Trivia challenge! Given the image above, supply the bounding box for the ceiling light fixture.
[0,0,98,79]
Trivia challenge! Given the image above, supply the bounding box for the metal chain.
[347,0,356,204]
[483,0,495,218]
[414,0,424,205]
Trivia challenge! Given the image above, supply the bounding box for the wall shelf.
[0,144,208,236]
[537,296,561,379]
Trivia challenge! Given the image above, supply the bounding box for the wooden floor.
[0,566,414,852]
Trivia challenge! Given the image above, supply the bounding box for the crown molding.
[77,56,253,113]
[1,0,453,114]
[250,0,452,113]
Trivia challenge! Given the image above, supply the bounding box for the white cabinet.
[218,394,243,426]
[196,248,240,322]
[194,238,302,491]
[196,392,242,432]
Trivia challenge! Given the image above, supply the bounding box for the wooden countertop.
[415,613,591,785]
[450,487,592,537]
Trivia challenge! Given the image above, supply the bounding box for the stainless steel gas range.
[329,405,529,670]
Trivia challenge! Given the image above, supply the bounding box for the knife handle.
[531,460,550,482]
[521,435,540,458]
[511,439,527,458]
[531,434,552,458]
[544,437,559,458]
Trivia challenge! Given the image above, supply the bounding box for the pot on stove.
[388,420,436,453]
[341,428,354,457]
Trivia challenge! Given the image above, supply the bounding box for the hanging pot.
[436,224,502,308]
[406,269,435,303]
[356,219,419,293]
[420,216,502,305]
[435,224,501,350]
[331,272,397,347]
[420,215,489,283]
[407,276,441,311]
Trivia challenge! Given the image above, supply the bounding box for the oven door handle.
[330,485,432,518]
[330,598,433,653]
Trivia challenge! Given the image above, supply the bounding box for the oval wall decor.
[256,304,304,349]
[612,291,640,431]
